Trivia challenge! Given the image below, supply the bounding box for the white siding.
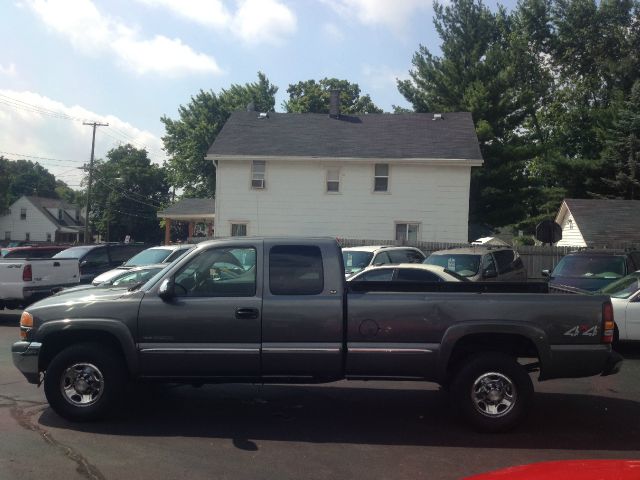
[215,160,472,242]
[556,211,586,247]
[0,197,58,242]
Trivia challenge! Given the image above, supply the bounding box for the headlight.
[19,311,33,341]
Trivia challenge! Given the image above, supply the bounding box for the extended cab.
[12,238,622,432]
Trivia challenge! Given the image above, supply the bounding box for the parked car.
[424,246,527,282]
[342,245,425,277]
[544,249,640,292]
[347,263,467,282]
[13,237,621,432]
[598,271,640,342]
[90,244,193,285]
[1,245,70,259]
[52,243,147,284]
[58,264,167,295]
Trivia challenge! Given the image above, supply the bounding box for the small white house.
[206,101,483,243]
[555,198,640,248]
[0,196,84,243]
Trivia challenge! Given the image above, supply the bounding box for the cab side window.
[174,247,256,297]
[82,248,109,267]
[269,245,323,295]
[493,250,516,273]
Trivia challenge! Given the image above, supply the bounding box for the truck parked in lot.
[12,237,622,432]
[0,257,80,310]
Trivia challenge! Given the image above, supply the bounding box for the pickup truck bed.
[12,237,622,432]
[0,258,80,309]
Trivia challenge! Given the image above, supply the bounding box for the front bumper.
[11,341,42,384]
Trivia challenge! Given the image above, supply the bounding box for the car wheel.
[450,352,533,433]
[44,343,126,421]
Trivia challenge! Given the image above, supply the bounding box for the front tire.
[44,343,126,421]
[450,352,533,433]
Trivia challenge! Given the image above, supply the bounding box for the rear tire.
[450,352,533,433]
[44,343,126,421]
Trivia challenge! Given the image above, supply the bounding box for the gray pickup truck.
[12,238,622,432]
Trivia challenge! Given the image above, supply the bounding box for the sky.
[0,0,516,189]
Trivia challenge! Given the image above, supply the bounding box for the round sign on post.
[535,220,562,245]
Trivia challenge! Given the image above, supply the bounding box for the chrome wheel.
[60,363,104,407]
[471,372,517,418]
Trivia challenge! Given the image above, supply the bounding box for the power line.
[93,176,163,208]
[0,150,83,165]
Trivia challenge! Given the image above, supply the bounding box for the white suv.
[342,245,425,277]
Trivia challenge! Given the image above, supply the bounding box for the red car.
[1,245,70,259]
[465,460,640,480]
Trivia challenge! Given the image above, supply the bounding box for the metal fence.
[338,238,574,280]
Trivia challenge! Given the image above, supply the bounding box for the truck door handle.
[235,307,259,320]
[53,262,60,267]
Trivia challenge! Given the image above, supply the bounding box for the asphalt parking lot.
[1,310,639,480]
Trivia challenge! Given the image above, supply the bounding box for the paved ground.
[1,310,639,480]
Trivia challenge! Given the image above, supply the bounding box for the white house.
[555,198,640,248]
[206,100,483,243]
[0,196,84,243]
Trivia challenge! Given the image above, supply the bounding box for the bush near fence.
[338,238,574,280]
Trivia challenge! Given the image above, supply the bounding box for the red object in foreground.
[464,460,640,480]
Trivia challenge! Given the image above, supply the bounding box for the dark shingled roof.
[564,198,640,247]
[158,198,215,216]
[207,111,483,160]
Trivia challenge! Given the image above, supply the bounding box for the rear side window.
[354,268,395,281]
[388,249,424,263]
[493,250,516,273]
[83,248,109,266]
[110,245,142,263]
[372,251,391,265]
[269,245,324,295]
[396,269,442,282]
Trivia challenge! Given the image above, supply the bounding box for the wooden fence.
[338,238,574,280]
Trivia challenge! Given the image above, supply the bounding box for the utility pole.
[83,121,108,244]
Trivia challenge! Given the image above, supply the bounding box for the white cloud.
[322,0,428,32]
[362,64,410,91]
[0,90,166,188]
[0,63,18,76]
[24,0,223,76]
[137,0,297,46]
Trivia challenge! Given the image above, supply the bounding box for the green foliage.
[89,145,170,243]
[0,157,63,213]
[161,72,278,197]
[399,0,640,232]
[283,78,383,114]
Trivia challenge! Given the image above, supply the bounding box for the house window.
[395,223,419,242]
[374,164,389,192]
[4,231,10,240]
[251,160,265,189]
[20,208,27,220]
[25,232,30,241]
[326,168,340,192]
[46,233,52,242]
[231,223,247,237]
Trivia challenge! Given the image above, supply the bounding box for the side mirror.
[158,278,175,301]
[541,269,550,277]
[80,260,88,267]
[483,268,498,279]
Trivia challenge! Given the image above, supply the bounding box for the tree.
[0,157,10,213]
[283,78,383,114]
[55,180,82,205]
[89,145,170,243]
[599,81,640,199]
[2,159,58,201]
[161,72,278,197]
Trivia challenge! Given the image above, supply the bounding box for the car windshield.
[124,248,173,266]
[53,247,93,259]
[342,251,374,274]
[424,254,481,277]
[599,272,640,299]
[552,255,626,279]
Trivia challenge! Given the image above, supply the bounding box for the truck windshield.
[342,251,374,274]
[552,255,625,279]
[424,254,481,277]
[600,272,640,299]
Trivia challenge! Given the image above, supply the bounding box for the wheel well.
[39,330,128,374]
[447,333,540,377]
